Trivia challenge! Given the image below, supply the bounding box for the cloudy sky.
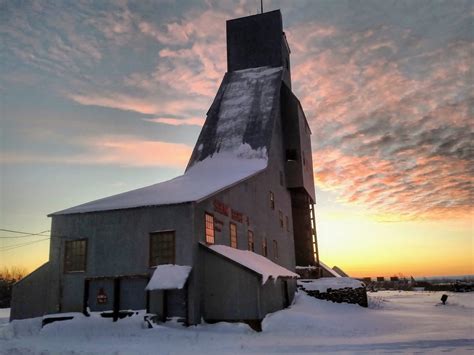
[1,0,472,277]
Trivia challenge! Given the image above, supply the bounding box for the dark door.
[165,288,187,319]
[282,280,290,308]
[120,278,148,310]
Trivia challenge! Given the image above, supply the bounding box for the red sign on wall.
[213,200,229,216]
[231,209,243,223]
[97,287,108,304]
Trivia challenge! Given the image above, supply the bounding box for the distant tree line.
[0,266,27,308]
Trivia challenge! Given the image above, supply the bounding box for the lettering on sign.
[213,200,229,216]
[231,209,243,223]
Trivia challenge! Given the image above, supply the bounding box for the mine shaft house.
[11,10,320,326]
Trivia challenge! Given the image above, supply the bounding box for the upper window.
[269,191,275,210]
[248,230,254,252]
[149,231,175,267]
[205,213,215,244]
[64,239,87,273]
[279,210,284,229]
[262,238,268,257]
[273,240,279,259]
[286,149,298,161]
[230,223,237,248]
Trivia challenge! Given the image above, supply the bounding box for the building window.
[149,231,175,267]
[262,238,268,257]
[286,149,298,161]
[279,210,284,228]
[64,239,87,272]
[248,230,254,252]
[230,223,237,248]
[205,213,215,244]
[273,240,278,259]
[269,191,275,210]
[279,171,284,186]
[286,215,290,232]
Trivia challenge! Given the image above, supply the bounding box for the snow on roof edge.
[146,264,192,291]
[201,243,299,284]
[49,156,267,216]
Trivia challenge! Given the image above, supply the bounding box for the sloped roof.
[146,264,192,291]
[50,151,266,215]
[205,244,299,284]
[186,66,283,169]
[50,66,282,216]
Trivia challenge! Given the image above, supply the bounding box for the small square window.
[149,231,175,267]
[64,239,87,272]
[230,223,237,248]
[269,191,275,210]
[205,213,215,244]
[286,149,298,161]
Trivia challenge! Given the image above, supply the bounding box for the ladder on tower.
[309,203,321,278]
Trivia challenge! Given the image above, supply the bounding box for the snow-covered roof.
[146,264,192,291]
[186,66,282,169]
[295,261,343,278]
[51,66,283,216]
[319,261,343,277]
[50,148,266,215]
[298,277,364,293]
[206,244,299,284]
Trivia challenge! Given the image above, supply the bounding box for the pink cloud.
[1,136,193,168]
[146,117,205,126]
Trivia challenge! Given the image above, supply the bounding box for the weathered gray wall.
[281,84,315,201]
[194,91,295,266]
[10,263,50,320]
[32,203,193,319]
[260,278,296,315]
[200,246,294,321]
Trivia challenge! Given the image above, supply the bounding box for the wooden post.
[113,278,121,322]
[82,279,90,316]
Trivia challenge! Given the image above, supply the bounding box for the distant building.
[12,10,319,326]
[377,277,385,282]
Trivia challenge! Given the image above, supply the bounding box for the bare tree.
[0,266,27,282]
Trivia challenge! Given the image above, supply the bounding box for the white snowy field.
[0,291,473,354]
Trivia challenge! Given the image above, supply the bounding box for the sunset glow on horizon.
[1,0,472,279]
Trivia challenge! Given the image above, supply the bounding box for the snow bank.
[51,150,267,215]
[208,244,298,284]
[299,277,364,292]
[2,292,474,354]
[146,265,192,291]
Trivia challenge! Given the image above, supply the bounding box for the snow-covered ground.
[1,291,473,354]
